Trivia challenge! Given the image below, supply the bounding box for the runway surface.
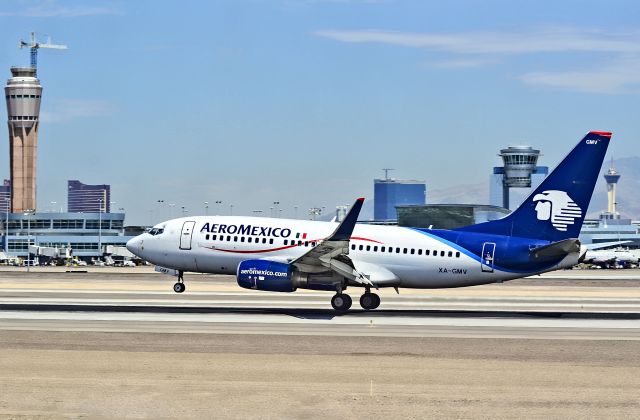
[1,270,640,340]
[1,269,639,418]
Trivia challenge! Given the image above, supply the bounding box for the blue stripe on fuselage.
[409,228,565,274]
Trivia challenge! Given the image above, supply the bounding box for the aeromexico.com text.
[200,223,292,238]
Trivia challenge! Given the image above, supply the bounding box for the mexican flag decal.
[295,232,308,239]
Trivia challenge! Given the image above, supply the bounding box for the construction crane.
[19,32,68,75]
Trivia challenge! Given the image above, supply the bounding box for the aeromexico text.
[200,223,292,238]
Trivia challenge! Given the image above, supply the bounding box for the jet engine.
[236,259,341,292]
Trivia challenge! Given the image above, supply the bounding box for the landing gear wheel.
[360,292,381,310]
[173,282,185,293]
[331,293,352,312]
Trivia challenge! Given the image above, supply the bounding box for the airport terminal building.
[2,211,132,259]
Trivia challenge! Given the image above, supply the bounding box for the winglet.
[327,197,364,241]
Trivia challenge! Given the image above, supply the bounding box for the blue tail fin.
[458,131,611,241]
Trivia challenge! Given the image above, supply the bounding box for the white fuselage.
[127,216,576,289]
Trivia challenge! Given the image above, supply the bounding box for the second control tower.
[5,67,42,212]
[603,159,621,218]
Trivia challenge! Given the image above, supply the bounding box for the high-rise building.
[489,145,548,210]
[67,180,111,213]
[0,180,10,213]
[4,67,42,212]
[374,178,426,221]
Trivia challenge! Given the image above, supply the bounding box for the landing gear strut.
[331,293,352,311]
[359,292,380,310]
[173,271,185,293]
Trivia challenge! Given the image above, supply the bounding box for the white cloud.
[315,28,640,55]
[519,58,640,94]
[0,1,120,17]
[422,58,496,69]
[40,99,115,123]
[316,27,640,93]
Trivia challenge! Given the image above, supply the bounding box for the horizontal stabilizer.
[530,238,580,259]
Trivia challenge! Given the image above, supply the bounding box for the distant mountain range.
[357,156,640,221]
[428,156,640,219]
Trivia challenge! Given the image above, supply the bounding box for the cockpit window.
[148,227,165,236]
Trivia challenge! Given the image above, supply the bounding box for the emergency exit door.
[179,221,196,250]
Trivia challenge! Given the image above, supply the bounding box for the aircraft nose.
[126,237,142,255]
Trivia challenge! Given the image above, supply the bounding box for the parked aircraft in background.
[127,131,611,311]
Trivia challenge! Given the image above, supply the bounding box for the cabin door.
[481,242,496,273]
[179,221,196,250]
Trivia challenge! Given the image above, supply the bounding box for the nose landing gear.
[173,271,185,293]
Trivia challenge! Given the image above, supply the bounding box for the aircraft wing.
[585,241,632,250]
[290,198,374,286]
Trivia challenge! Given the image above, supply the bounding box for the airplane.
[126,131,612,311]
[582,247,638,269]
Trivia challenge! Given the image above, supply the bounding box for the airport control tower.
[603,159,621,218]
[5,66,42,212]
[490,146,548,210]
[4,33,66,212]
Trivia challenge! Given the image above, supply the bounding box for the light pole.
[230,204,234,216]
[4,198,9,254]
[181,206,186,217]
[294,205,298,219]
[50,201,56,213]
[273,201,280,218]
[269,207,274,218]
[169,203,175,218]
[24,209,35,271]
[215,200,222,215]
[157,199,164,220]
[204,201,209,216]
[98,198,103,259]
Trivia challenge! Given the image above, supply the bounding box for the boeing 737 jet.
[127,131,612,311]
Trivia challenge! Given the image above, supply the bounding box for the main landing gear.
[331,293,352,311]
[173,270,185,293]
[330,289,381,311]
[359,292,380,311]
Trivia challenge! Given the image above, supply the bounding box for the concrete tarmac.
[1,270,640,418]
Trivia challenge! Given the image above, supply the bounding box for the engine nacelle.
[237,259,295,292]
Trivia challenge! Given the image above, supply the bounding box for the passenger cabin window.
[456,252,460,258]
[425,250,430,256]
[410,249,415,255]
[285,240,289,245]
[206,234,210,240]
[359,245,363,251]
[240,237,245,242]
[418,249,422,255]
[403,248,408,254]
[269,239,274,244]
[366,245,371,251]
[440,251,445,257]
[396,247,400,253]
[381,246,385,252]
[448,251,453,257]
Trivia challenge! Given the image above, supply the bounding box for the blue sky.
[1,0,639,224]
